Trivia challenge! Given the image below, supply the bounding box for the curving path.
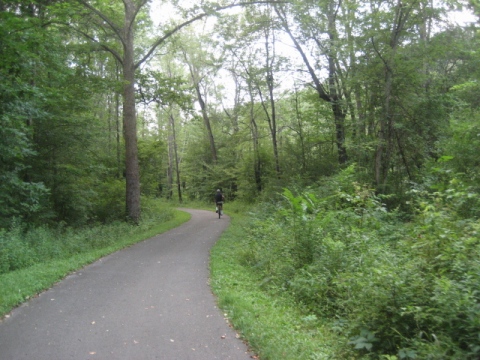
[0,209,253,360]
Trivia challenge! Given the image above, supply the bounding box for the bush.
[90,179,126,223]
[242,168,480,359]
[0,226,37,272]
[0,199,176,275]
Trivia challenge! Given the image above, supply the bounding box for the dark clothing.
[215,192,224,203]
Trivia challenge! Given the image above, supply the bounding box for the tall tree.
[168,110,183,202]
[0,2,117,226]
[0,11,48,226]
[181,43,219,163]
[274,1,349,165]
[261,10,281,177]
[370,0,414,187]
[65,0,274,222]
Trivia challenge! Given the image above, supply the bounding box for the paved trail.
[0,209,253,360]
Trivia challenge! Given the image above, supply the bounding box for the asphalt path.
[0,209,253,360]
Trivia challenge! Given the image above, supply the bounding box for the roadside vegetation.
[2,1,480,358]
[0,200,190,317]
[211,164,480,360]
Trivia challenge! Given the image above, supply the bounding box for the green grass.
[1,199,348,359]
[210,210,347,360]
[0,209,191,317]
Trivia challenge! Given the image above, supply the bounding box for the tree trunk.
[249,87,262,193]
[327,3,347,164]
[167,123,174,200]
[115,88,122,179]
[122,0,141,222]
[194,83,217,163]
[267,76,281,177]
[275,5,348,165]
[293,86,307,173]
[169,113,182,202]
[374,0,411,188]
[184,52,218,163]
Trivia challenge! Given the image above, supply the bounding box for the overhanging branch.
[135,1,286,69]
[274,5,331,102]
[55,22,124,64]
[75,0,125,47]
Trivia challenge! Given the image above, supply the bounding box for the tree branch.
[370,37,390,73]
[55,22,124,64]
[75,0,125,47]
[274,5,331,102]
[135,1,286,69]
[123,0,150,39]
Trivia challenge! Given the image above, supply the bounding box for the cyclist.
[215,189,225,215]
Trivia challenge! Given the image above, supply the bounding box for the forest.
[1,0,479,358]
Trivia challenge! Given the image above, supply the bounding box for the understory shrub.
[0,199,175,275]
[243,169,480,359]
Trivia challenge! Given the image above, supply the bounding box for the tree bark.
[293,86,307,173]
[122,0,141,222]
[275,5,348,165]
[167,121,174,200]
[374,0,411,187]
[264,28,281,178]
[195,82,218,163]
[115,86,122,179]
[248,82,262,193]
[169,113,182,202]
[326,2,348,165]
[183,51,218,163]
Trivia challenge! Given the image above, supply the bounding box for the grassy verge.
[210,209,345,360]
[0,209,191,317]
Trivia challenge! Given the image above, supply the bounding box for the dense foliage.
[240,163,479,358]
[1,0,478,223]
[0,4,125,227]
[1,0,479,357]
[0,198,175,275]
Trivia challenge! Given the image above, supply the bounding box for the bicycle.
[216,202,223,218]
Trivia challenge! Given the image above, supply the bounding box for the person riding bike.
[215,189,225,215]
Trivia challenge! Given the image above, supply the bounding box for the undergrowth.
[212,167,480,359]
[0,199,190,317]
[210,208,349,359]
